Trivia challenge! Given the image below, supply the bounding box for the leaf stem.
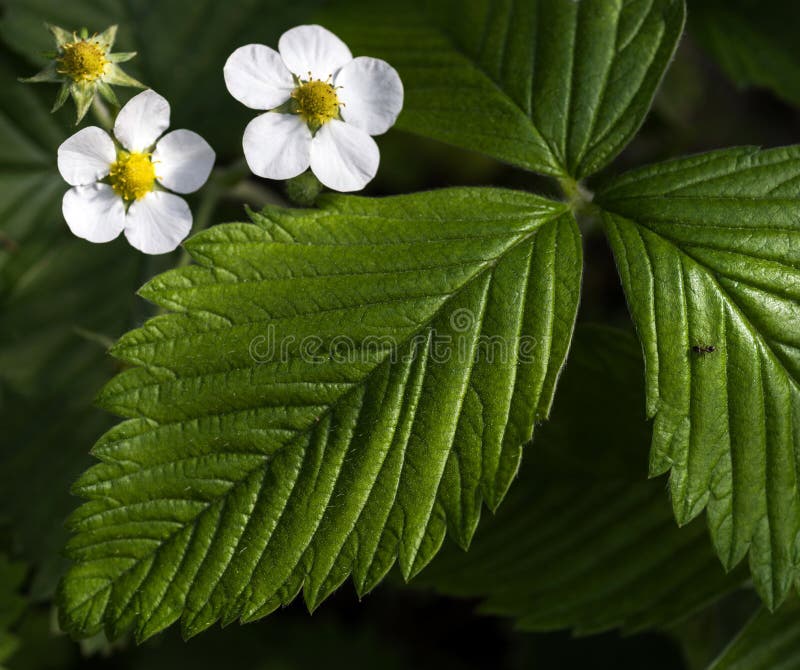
[559,176,600,234]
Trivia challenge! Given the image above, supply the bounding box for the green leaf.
[691,0,800,108]
[708,599,800,670]
[58,187,582,641]
[331,0,685,178]
[596,146,800,609]
[418,326,744,634]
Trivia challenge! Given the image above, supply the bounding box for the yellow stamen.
[109,152,156,201]
[292,79,340,129]
[57,39,108,83]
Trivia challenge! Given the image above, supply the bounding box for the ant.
[691,344,717,356]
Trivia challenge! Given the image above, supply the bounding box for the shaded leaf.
[709,599,800,670]
[597,146,800,609]
[418,326,744,634]
[0,49,140,597]
[691,0,800,108]
[0,554,27,668]
[331,0,685,178]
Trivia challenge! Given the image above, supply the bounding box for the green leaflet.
[330,0,685,178]
[58,188,582,641]
[691,0,800,108]
[418,326,744,634]
[708,599,800,670]
[597,146,800,609]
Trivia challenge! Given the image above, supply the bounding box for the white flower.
[224,24,404,192]
[57,89,216,254]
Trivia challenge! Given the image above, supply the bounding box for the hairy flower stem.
[172,160,269,270]
[91,96,115,131]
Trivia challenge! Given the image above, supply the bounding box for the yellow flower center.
[57,40,108,83]
[292,79,340,129]
[109,152,156,201]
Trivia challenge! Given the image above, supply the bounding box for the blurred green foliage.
[691,0,800,108]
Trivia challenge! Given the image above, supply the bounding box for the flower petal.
[224,44,295,110]
[278,25,352,79]
[57,127,115,186]
[336,57,404,136]
[124,191,192,255]
[62,184,125,243]
[114,89,170,152]
[242,112,312,180]
[310,119,379,192]
[153,130,216,194]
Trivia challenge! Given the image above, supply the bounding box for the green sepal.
[96,80,120,108]
[18,62,62,84]
[103,64,145,89]
[285,171,324,206]
[45,22,73,47]
[272,98,298,114]
[107,51,137,64]
[96,24,118,50]
[51,82,70,112]
[70,81,95,124]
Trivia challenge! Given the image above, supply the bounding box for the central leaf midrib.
[110,208,569,416]
[77,207,570,618]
